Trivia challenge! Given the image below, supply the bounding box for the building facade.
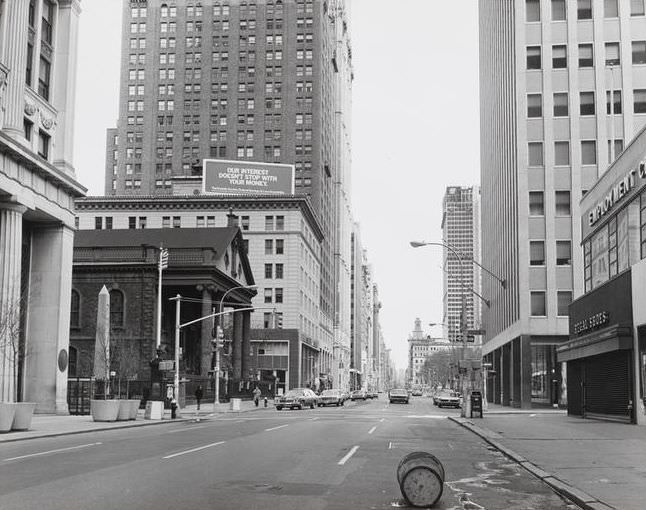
[0,0,85,413]
[479,0,646,408]
[441,186,482,343]
[562,123,646,425]
[407,318,450,386]
[107,0,354,393]
[74,193,329,390]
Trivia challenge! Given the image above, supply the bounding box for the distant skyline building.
[441,186,481,343]
[479,0,646,408]
[105,0,354,385]
[407,318,449,386]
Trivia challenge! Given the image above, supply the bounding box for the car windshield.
[390,389,407,395]
[284,391,303,397]
[321,390,338,396]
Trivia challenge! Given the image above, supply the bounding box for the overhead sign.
[202,159,294,195]
[158,360,175,371]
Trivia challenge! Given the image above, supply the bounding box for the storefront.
[564,125,646,425]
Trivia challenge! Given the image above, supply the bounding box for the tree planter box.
[11,402,36,431]
[117,400,130,421]
[90,400,120,422]
[0,403,16,433]
[128,400,140,420]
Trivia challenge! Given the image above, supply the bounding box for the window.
[265,239,273,255]
[530,291,546,316]
[527,46,541,69]
[579,44,593,67]
[607,139,624,162]
[527,94,542,118]
[555,190,571,215]
[105,217,113,229]
[41,0,54,45]
[578,0,592,19]
[632,0,646,15]
[265,264,273,279]
[275,239,284,254]
[528,142,544,166]
[605,43,620,66]
[109,289,124,328]
[128,216,136,229]
[552,0,566,20]
[275,263,284,279]
[263,312,273,328]
[635,89,646,112]
[580,91,595,115]
[241,216,249,230]
[38,130,50,159]
[38,56,51,100]
[554,141,570,165]
[95,217,103,229]
[582,140,597,164]
[264,289,273,303]
[552,45,567,68]
[606,90,622,114]
[173,216,181,228]
[275,215,285,230]
[529,191,545,215]
[526,0,541,21]
[24,119,33,141]
[265,215,274,231]
[556,241,572,265]
[275,288,283,303]
[530,241,546,266]
[553,93,568,116]
[604,0,618,17]
[70,290,80,328]
[557,291,572,316]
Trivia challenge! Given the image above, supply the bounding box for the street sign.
[159,360,174,371]
[466,329,486,336]
[159,248,169,270]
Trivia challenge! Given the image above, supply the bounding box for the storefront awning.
[557,325,633,362]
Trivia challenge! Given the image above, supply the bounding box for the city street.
[0,398,577,510]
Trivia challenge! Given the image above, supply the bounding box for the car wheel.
[276,406,283,410]
[310,402,315,409]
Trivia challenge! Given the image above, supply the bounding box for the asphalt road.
[0,396,579,510]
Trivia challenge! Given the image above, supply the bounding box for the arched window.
[70,289,80,328]
[109,289,125,329]
[68,346,78,377]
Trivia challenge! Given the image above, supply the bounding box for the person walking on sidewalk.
[195,385,203,410]
[252,386,262,407]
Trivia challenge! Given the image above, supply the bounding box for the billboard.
[202,159,295,195]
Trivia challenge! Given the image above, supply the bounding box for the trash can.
[470,391,483,418]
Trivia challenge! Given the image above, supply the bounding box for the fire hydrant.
[264,396,268,407]
[170,399,178,419]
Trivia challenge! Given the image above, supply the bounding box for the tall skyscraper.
[441,186,482,343]
[479,0,646,408]
[106,0,354,380]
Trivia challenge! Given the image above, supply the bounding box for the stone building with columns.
[0,0,85,413]
[69,227,257,400]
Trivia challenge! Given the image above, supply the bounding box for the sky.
[73,0,480,371]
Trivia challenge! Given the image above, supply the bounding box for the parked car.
[350,389,367,401]
[436,390,461,408]
[388,388,409,404]
[318,389,345,407]
[368,391,379,399]
[411,389,423,396]
[275,388,318,410]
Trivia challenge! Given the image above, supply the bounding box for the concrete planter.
[117,400,130,421]
[11,402,37,431]
[0,402,16,433]
[90,399,120,422]
[128,400,140,420]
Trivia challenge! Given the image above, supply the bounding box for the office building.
[441,186,482,343]
[479,0,646,408]
[407,318,449,386]
[0,0,85,413]
[106,0,354,388]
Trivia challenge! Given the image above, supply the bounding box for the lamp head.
[409,241,427,248]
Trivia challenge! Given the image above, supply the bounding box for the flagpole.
[156,246,168,349]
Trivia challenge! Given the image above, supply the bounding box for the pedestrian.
[195,385,203,410]
[253,386,262,407]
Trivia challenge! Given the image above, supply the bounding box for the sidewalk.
[0,399,271,444]
[450,405,646,510]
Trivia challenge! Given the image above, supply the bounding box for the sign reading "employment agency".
[202,159,294,195]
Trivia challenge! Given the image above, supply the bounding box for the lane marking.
[368,426,377,435]
[265,424,289,432]
[379,418,385,423]
[166,425,207,434]
[4,442,102,462]
[309,417,319,421]
[388,442,393,450]
[163,441,225,459]
[338,445,359,465]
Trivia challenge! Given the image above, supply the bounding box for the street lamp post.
[215,284,258,406]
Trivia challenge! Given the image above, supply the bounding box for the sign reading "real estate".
[202,159,295,195]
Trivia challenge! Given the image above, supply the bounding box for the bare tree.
[0,295,27,402]
[111,337,140,398]
[418,348,461,389]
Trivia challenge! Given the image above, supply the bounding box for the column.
[2,0,29,140]
[0,203,27,402]
[519,335,533,408]
[232,310,243,381]
[23,225,74,414]
[502,344,512,406]
[241,309,251,379]
[198,286,212,377]
[52,0,82,176]
[511,337,521,407]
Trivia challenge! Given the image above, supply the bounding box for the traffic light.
[276,312,283,329]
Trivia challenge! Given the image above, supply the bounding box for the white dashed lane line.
[338,445,360,465]
[265,424,289,432]
[368,426,377,435]
[3,442,103,462]
[163,441,225,459]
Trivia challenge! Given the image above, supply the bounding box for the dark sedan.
[275,388,318,410]
[388,388,409,404]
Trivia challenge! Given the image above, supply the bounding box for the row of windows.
[263,288,284,303]
[525,42,646,70]
[528,190,572,216]
[530,291,572,317]
[527,90,628,118]
[529,240,572,266]
[527,139,622,167]
[526,0,645,22]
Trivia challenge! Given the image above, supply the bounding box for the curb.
[448,416,615,510]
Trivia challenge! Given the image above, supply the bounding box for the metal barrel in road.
[396,451,445,507]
